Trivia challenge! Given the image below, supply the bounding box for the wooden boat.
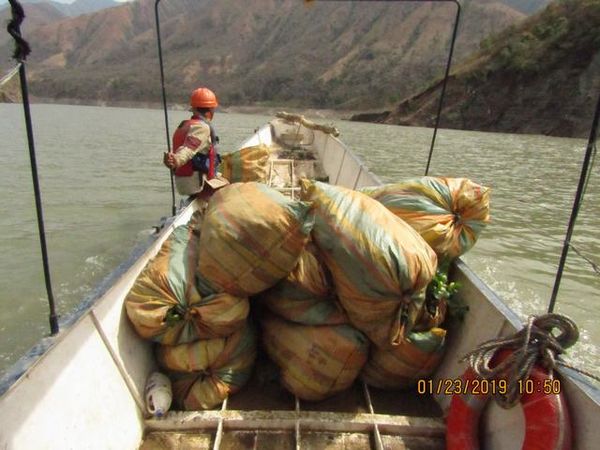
[1,112,598,450]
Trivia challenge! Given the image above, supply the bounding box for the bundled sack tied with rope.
[301,180,438,347]
[157,322,256,410]
[361,278,450,390]
[361,177,490,261]
[220,144,271,183]
[259,241,348,326]
[197,182,314,297]
[125,217,249,345]
[261,313,369,401]
[362,327,447,389]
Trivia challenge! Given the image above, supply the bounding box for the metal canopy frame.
[154,0,462,177]
[6,0,59,336]
[151,2,459,448]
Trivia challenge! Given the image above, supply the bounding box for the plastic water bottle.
[145,372,172,417]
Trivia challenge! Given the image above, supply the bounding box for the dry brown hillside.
[0,2,66,49]
[0,0,538,110]
[352,0,600,138]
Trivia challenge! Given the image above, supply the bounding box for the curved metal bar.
[424,0,461,175]
[7,0,59,335]
[548,90,600,313]
[155,0,177,216]
[317,0,461,175]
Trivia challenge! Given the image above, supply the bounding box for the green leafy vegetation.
[371,0,600,138]
[480,0,600,77]
[426,269,467,322]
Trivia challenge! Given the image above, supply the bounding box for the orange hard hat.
[190,87,218,109]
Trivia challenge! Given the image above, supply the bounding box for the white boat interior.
[1,114,599,450]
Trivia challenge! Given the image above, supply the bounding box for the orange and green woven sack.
[361,177,490,261]
[198,182,314,297]
[301,180,437,347]
[262,313,368,401]
[125,220,249,344]
[260,242,348,326]
[158,322,257,410]
[220,144,271,183]
[362,327,447,389]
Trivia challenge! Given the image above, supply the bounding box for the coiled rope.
[6,0,30,61]
[461,313,600,409]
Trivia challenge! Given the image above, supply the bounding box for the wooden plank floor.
[141,431,445,450]
[140,358,444,449]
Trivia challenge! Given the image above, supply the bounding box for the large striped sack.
[261,313,369,401]
[125,222,249,345]
[260,242,348,326]
[220,144,271,183]
[157,322,257,410]
[198,182,314,297]
[362,327,447,389]
[361,177,490,261]
[301,180,437,347]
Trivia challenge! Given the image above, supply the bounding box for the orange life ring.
[446,349,572,450]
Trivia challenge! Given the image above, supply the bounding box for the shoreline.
[4,98,585,139]
[13,97,361,121]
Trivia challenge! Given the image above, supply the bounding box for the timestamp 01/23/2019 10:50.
[417,377,562,396]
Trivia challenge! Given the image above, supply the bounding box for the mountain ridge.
[351,0,600,138]
[0,0,119,16]
[1,0,538,108]
[5,0,586,138]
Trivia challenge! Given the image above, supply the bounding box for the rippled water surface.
[1,104,598,378]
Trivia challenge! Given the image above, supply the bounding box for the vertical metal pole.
[295,396,301,450]
[154,0,177,216]
[362,380,384,450]
[548,91,600,313]
[316,0,462,176]
[8,0,59,335]
[20,65,59,336]
[424,0,461,176]
[212,397,227,450]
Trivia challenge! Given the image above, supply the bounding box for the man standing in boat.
[163,86,226,197]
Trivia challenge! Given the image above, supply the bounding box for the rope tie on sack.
[461,313,599,408]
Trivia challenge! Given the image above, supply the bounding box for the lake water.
[1,103,598,380]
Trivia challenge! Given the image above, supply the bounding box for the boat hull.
[1,116,598,450]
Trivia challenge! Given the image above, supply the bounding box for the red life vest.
[172,116,217,178]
